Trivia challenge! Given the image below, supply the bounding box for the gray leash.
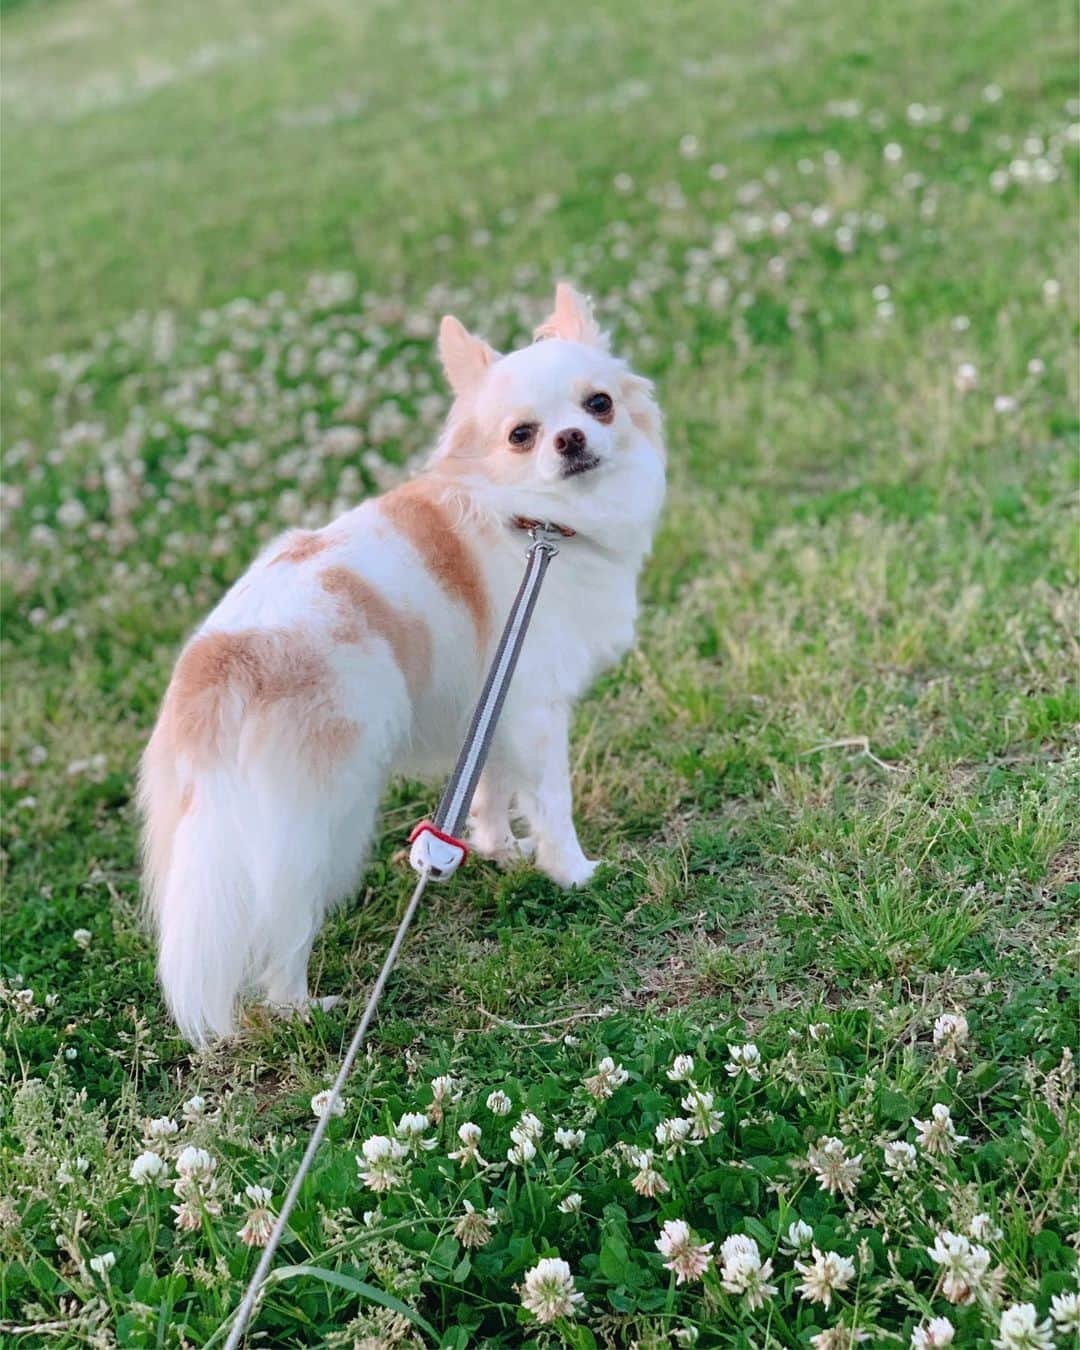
[222,522,562,1349]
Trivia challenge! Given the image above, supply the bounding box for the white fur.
[139,285,666,1045]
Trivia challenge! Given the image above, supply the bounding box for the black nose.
[554,427,587,455]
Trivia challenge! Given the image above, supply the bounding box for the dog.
[139,284,666,1045]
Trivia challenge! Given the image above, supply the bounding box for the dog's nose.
[553,427,587,455]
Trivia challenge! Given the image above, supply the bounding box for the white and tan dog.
[140,285,666,1045]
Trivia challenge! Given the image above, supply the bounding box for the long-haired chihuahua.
[139,285,666,1044]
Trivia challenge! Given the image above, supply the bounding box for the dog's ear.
[534,282,609,348]
[622,373,665,457]
[438,316,498,397]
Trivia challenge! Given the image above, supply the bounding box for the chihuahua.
[139,285,666,1044]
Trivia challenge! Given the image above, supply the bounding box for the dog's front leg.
[499,700,597,888]
[468,765,523,861]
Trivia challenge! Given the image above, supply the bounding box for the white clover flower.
[808,1022,830,1043]
[655,1219,714,1285]
[655,1116,694,1158]
[666,1054,696,1082]
[172,1187,222,1230]
[486,1089,512,1116]
[57,499,88,529]
[558,1192,583,1213]
[1050,1292,1080,1335]
[56,1164,77,1185]
[718,1234,777,1310]
[629,1147,669,1198]
[145,1116,179,1141]
[554,1127,585,1152]
[954,362,979,392]
[926,1231,991,1304]
[780,1219,815,1255]
[447,1122,487,1167]
[395,1111,437,1153]
[912,1316,956,1347]
[175,1146,215,1181]
[992,1303,1054,1350]
[356,1135,409,1193]
[454,1200,497,1249]
[933,1012,970,1059]
[808,1136,864,1199]
[428,1073,462,1123]
[726,1042,763,1080]
[968,1212,1002,1242]
[794,1247,857,1308]
[583,1056,629,1100]
[883,1140,918,1178]
[129,1150,166,1183]
[514,1111,544,1142]
[520,1257,586,1324]
[681,1088,723,1139]
[310,1090,345,1120]
[236,1185,275,1247]
[72,928,92,949]
[181,1094,206,1122]
[89,1252,116,1277]
[913,1104,968,1157]
[812,1328,870,1350]
[507,1136,537,1166]
[994,394,1019,415]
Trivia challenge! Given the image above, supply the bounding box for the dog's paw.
[469,828,535,867]
[268,993,341,1022]
[543,856,601,889]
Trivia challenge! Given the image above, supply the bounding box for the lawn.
[1,0,1078,1345]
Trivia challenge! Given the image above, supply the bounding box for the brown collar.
[511,515,576,538]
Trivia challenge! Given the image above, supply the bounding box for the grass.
[1,0,1078,1344]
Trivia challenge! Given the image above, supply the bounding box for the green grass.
[2,0,1078,1345]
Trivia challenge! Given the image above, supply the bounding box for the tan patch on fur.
[271,531,332,565]
[179,784,194,816]
[165,629,333,766]
[623,376,665,457]
[443,416,482,460]
[307,716,362,775]
[320,565,432,697]
[378,481,490,642]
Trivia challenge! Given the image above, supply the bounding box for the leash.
[222,521,563,1349]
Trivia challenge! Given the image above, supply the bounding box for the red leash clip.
[408,821,468,882]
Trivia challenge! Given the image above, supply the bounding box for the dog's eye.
[508,423,537,450]
[584,391,613,419]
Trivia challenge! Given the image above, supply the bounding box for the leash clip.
[526,521,561,558]
[408,821,468,881]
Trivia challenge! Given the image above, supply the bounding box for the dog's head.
[432,285,664,532]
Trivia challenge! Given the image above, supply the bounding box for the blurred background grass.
[3,0,1075,370]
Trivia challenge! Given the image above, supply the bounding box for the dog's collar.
[511,515,576,538]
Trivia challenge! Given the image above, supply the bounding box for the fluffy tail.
[139,729,253,1044]
[139,628,392,1044]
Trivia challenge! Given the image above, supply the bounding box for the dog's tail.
[138,628,391,1045]
[138,720,253,1045]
